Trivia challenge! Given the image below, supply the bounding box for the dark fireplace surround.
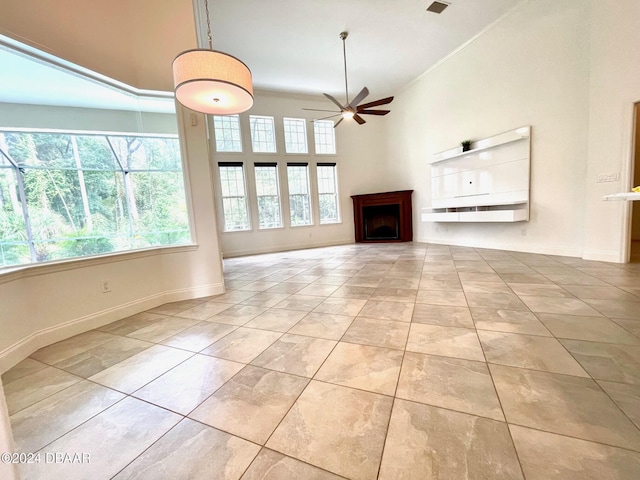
[351,190,413,243]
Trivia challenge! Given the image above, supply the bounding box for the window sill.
[258,226,285,231]
[0,244,199,284]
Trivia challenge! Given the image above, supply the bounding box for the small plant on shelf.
[461,140,472,152]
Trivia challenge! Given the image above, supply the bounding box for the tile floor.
[3,243,640,479]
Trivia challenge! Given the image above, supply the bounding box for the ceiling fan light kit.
[173,0,254,115]
[304,31,393,128]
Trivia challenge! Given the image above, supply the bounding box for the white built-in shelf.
[424,126,531,223]
[421,208,529,223]
[602,192,640,201]
[430,126,531,164]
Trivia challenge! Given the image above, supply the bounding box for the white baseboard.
[418,236,582,258]
[419,236,629,264]
[0,282,224,374]
[582,249,624,263]
[222,239,354,258]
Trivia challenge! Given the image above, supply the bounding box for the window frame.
[286,162,312,227]
[0,129,190,267]
[212,115,243,153]
[217,161,251,232]
[313,120,337,155]
[253,162,283,229]
[249,115,277,153]
[283,117,309,155]
[316,162,341,225]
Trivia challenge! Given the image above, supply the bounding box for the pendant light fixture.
[172,0,253,115]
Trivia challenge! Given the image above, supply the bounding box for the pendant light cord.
[205,0,213,50]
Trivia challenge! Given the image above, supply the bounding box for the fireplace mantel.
[351,190,413,243]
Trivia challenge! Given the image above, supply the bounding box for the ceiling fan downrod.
[340,31,349,105]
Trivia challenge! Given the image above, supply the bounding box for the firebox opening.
[363,204,400,240]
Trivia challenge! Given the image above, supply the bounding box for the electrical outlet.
[101,280,111,293]
[596,172,620,183]
[521,228,527,237]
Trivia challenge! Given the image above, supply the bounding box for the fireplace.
[351,190,413,243]
[363,204,400,240]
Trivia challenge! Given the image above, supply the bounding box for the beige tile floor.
[3,243,640,479]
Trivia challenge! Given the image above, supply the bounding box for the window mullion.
[105,137,126,171]
[106,136,136,242]
[14,166,38,262]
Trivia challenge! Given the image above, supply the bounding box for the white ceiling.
[0,0,523,111]
[209,0,523,99]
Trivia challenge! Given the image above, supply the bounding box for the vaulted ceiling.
[0,0,523,107]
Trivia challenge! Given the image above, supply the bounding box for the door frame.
[623,102,640,262]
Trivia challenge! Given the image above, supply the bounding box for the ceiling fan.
[304,31,394,128]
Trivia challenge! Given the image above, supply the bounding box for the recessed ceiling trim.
[0,33,174,100]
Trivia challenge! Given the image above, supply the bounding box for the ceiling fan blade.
[334,117,344,128]
[357,109,390,116]
[303,108,341,113]
[353,114,366,125]
[357,96,394,109]
[348,87,369,109]
[323,93,345,110]
[312,113,341,122]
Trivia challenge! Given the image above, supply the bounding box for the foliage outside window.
[0,130,190,267]
[313,120,336,155]
[213,115,242,152]
[283,118,308,154]
[218,163,250,231]
[249,116,277,153]
[317,163,340,224]
[254,163,282,229]
[287,163,312,226]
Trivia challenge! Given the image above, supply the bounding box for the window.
[287,163,312,226]
[313,120,336,154]
[213,115,242,152]
[0,130,189,267]
[254,163,282,228]
[218,162,250,231]
[283,118,308,154]
[249,116,277,153]
[317,163,340,224]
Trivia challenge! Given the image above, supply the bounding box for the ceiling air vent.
[426,1,449,14]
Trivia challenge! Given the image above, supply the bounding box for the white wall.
[583,0,640,262]
[386,0,591,257]
[215,90,392,257]
[0,104,225,373]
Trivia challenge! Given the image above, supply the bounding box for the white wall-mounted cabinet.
[602,192,640,201]
[422,126,531,223]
